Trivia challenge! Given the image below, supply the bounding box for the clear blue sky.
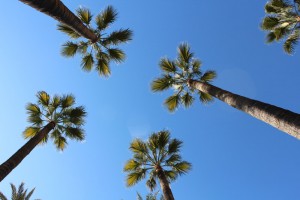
[1,0,300,199]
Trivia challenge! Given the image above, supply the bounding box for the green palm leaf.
[159,58,176,73]
[81,53,94,71]
[61,42,79,57]
[103,29,133,45]
[164,94,180,112]
[65,127,85,141]
[126,170,146,187]
[76,7,92,25]
[54,136,67,150]
[151,75,173,92]
[107,48,125,63]
[181,92,194,108]
[23,127,40,139]
[124,159,141,171]
[61,94,75,108]
[37,91,50,107]
[178,43,193,64]
[172,161,192,175]
[199,91,214,104]
[261,16,280,30]
[57,23,81,39]
[200,70,217,82]
[168,139,182,154]
[95,6,117,30]
[284,30,300,54]
[96,59,111,77]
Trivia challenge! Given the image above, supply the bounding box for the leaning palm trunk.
[19,0,98,42]
[156,167,175,200]
[188,80,300,139]
[0,122,55,182]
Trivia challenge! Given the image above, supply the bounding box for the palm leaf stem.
[188,79,300,139]
[0,122,55,182]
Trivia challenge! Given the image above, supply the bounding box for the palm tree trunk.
[19,0,98,42]
[156,166,175,200]
[188,79,300,139]
[0,122,55,182]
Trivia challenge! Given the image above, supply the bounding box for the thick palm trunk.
[0,122,55,182]
[188,80,300,139]
[19,0,98,42]
[156,166,175,200]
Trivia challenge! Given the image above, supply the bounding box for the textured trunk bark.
[0,122,55,182]
[188,80,300,139]
[19,0,98,42]
[156,166,175,200]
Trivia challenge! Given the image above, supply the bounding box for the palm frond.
[103,29,133,45]
[151,75,174,92]
[126,170,146,187]
[274,27,290,41]
[68,106,87,125]
[199,91,214,104]
[137,192,143,200]
[192,59,202,72]
[172,161,192,175]
[64,127,85,141]
[181,92,194,108]
[57,23,81,39]
[200,70,216,82]
[60,94,75,109]
[23,127,40,139]
[283,30,300,54]
[26,103,41,115]
[96,59,111,77]
[177,43,193,64]
[37,91,50,107]
[61,41,79,57]
[261,16,280,30]
[0,191,8,200]
[157,130,170,151]
[269,0,290,8]
[146,174,157,191]
[25,188,35,200]
[95,6,117,30]
[266,32,277,43]
[76,7,92,25]
[81,53,94,72]
[107,48,125,63]
[164,94,180,112]
[124,159,141,172]
[159,58,176,73]
[168,139,182,154]
[54,136,67,150]
[130,139,148,154]
[164,170,178,182]
[165,154,182,166]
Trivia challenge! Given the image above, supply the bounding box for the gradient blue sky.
[1,0,300,199]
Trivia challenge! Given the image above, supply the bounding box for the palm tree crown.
[124,130,191,192]
[23,91,86,150]
[261,0,300,54]
[0,182,39,200]
[58,6,133,77]
[137,191,164,200]
[151,43,216,111]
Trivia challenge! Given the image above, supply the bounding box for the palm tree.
[137,191,164,200]
[19,0,97,42]
[0,182,40,200]
[58,6,133,77]
[261,0,300,54]
[124,130,191,200]
[151,43,300,139]
[0,91,86,182]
